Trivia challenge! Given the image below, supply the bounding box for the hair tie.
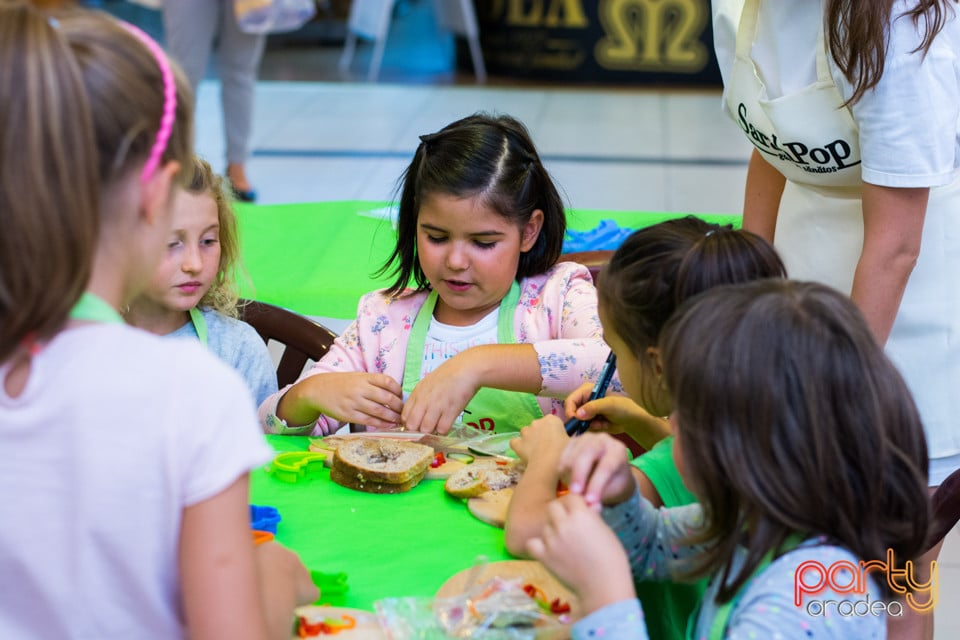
[121,22,176,183]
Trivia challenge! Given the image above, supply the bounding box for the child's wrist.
[601,478,637,507]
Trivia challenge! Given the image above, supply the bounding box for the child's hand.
[563,382,598,420]
[295,372,403,430]
[401,358,480,434]
[558,433,636,508]
[510,416,569,465]
[526,494,636,614]
[564,387,670,449]
[255,541,318,606]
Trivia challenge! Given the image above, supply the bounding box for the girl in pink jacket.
[261,113,611,436]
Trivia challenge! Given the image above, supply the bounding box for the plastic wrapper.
[233,0,316,35]
[375,577,567,639]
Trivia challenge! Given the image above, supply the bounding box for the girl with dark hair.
[506,217,785,639]
[260,113,607,436]
[0,3,315,637]
[529,280,931,639]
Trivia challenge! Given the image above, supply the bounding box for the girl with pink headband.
[0,4,315,638]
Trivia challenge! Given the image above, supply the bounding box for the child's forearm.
[504,459,560,555]
[275,382,323,428]
[459,344,543,394]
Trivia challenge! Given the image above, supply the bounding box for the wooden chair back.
[240,300,338,388]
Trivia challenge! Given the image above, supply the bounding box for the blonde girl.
[125,155,277,405]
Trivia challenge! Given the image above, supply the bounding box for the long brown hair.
[827,0,956,104]
[661,280,930,602]
[0,1,98,364]
[0,1,193,363]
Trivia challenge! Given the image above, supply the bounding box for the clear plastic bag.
[233,0,316,35]
[375,577,567,639]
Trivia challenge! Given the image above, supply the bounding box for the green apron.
[402,282,543,434]
[71,294,208,346]
[69,292,124,325]
[188,307,209,347]
[688,533,806,639]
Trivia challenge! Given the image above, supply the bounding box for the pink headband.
[121,23,176,183]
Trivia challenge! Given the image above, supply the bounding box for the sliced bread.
[329,463,426,494]
[330,438,434,490]
[444,460,524,499]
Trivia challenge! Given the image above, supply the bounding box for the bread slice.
[330,438,434,491]
[467,488,515,528]
[329,463,426,494]
[444,460,524,499]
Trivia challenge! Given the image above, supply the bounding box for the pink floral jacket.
[260,262,615,435]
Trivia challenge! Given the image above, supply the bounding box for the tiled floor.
[195,82,751,214]
[167,3,960,635]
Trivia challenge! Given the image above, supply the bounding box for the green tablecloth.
[235,201,740,319]
[250,436,513,611]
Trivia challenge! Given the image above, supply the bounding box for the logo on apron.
[736,103,860,176]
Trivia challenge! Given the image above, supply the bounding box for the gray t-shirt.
[168,308,278,407]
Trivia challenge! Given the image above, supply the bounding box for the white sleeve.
[846,3,960,187]
[174,354,274,506]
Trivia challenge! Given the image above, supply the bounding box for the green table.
[250,436,513,611]
[235,201,740,319]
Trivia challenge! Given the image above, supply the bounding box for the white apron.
[724,0,960,482]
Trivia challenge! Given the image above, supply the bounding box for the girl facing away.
[124,155,278,406]
[260,113,610,436]
[529,280,931,639]
[0,4,314,639]
[506,217,786,639]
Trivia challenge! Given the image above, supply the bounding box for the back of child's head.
[661,279,930,601]
[597,216,786,360]
[0,2,193,362]
[187,156,242,317]
[382,113,566,296]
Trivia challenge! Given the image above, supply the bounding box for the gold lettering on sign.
[507,0,543,26]
[487,0,589,28]
[544,0,589,27]
[595,0,708,72]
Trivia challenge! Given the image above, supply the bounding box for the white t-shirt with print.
[421,305,499,377]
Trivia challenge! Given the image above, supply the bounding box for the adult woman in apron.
[712,2,959,636]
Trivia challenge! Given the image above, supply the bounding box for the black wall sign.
[466,0,722,86]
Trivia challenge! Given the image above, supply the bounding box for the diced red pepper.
[550,598,571,614]
[431,451,446,468]
[297,614,357,636]
[297,617,324,637]
[523,583,570,616]
[522,582,548,604]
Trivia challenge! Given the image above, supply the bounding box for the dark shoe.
[230,182,258,203]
